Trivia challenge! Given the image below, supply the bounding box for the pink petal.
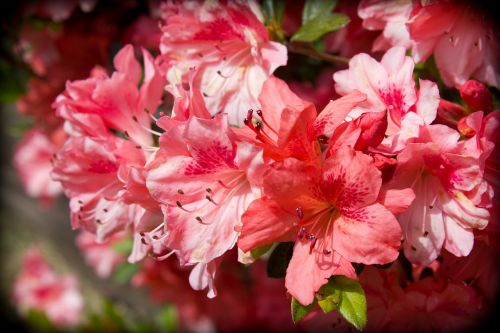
[285,241,355,305]
[333,203,401,265]
[443,216,474,257]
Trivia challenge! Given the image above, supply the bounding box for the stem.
[288,43,349,65]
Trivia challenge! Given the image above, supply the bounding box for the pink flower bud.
[460,80,493,112]
[435,100,468,127]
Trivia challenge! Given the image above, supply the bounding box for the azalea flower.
[358,0,413,51]
[12,248,84,327]
[159,0,287,125]
[239,146,411,305]
[388,124,493,264]
[13,128,64,204]
[146,114,265,296]
[408,1,500,88]
[334,46,439,153]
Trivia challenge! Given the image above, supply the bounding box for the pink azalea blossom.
[55,44,165,148]
[236,76,367,162]
[159,0,287,125]
[334,46,439,153]
[14,129,64,204]
[76,231,127,278]
[239,146,409,305]
[388,124,493,265]
[359,266,482,333]
[12,248,84,327]
[146,114,265,296]
[358,0,414,51]
[408,1,500,88]
[51,136,148,243]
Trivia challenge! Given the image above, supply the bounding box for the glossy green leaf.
[291,297,316,323]
[262,0,286,24]
[291,13,350,43]
[333,276,367,331]
[317,282,342,313]
[302,0,338,23]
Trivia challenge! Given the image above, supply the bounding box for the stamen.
[177,189,184,195]
[297,227,307,239]
[296,207,304,220]
[205,195,220,205]
[176,200,195,213]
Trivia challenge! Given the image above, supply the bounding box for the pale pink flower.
[239,146,409,305]
[388,124,493,265]
[55,44,165,148]
[334,46,439,153]
[159,0,287,125]
[146,114,265,297]
[51,136,148,243]
[12,248,84,327]
[408,1,500,88]
[76,231,126,278]
[358,0,414,51]
[14,129,63,204]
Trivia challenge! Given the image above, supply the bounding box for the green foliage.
[291,13,350,43]
[289,276,367,331]
[27,309,57,333]
[302,0,338,23]
[157,306,178,333]
[266,242,294,278]
[262,0,286,42]
[250,243,273,260]
[112,238,134,254]
[291,297,316,323]
[113,262,140,284]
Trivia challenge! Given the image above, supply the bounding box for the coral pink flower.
[358,0,413,51]
[159,0,287,125]
[76,231,126,278]
[55,44,164,148]
[408,1,500,88]
[359,266,482,333]
[12,248,84,327]
[239,146,408,305]
[388,124,493,265]
[236,76,367,161]
[146,114,264,296]
[14,129,64,204]
[334,46,439,153]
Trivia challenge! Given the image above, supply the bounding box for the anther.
[256,109,263,117]
[196,216,203,222]
[177,189,184,195]
[132,115,138,122]
[141,238,148,245]
[296,207,304,220]
[103,208,108,213]
[323,249,332,255]
[96,219,102,224]
[297,227,307,239]
[176,201,183,208]
[206,188,212,193]
[423,231,429,237]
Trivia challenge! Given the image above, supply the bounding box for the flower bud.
[459,80,493,112]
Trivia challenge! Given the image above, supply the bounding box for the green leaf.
[266,242,294,278]
[302,0,338,23]
[291,297,316,323]
[113,262,139,284]
[291,13,350,43]
[262,0,286,24]
[250,243,273,259]
[317,282,342,313]
[333,276,367,331]
[157,305,178,333]
[112,238,134,254]
[27,309,56,333]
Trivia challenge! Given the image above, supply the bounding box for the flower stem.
[288,43,349,65]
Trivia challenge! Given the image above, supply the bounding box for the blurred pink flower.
[12,248,84,327]
[13,128,64,204]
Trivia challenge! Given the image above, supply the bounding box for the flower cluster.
[8,0,499,331]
